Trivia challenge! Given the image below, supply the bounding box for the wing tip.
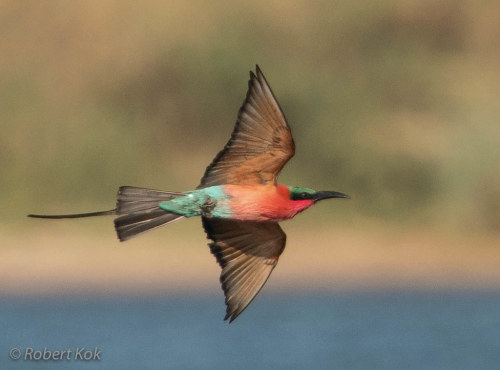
[250,64,265,83]
[252,64,265,83]
[224,309,240,323]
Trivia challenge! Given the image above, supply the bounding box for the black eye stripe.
[291,192,312,201]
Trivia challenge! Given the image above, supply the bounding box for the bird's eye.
[291,192,310,200]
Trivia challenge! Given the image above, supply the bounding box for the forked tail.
[28,186,186,241]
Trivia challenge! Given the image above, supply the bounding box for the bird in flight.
[29,66,349,322]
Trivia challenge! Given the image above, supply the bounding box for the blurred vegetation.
[1,0,499,234]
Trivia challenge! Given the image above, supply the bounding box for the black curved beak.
[313,191,350,202]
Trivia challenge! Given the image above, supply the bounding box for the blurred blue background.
[2,292,500,369]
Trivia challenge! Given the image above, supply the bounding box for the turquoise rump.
[159,186,233,219]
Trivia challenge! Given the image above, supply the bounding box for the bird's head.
[288,186,350,203]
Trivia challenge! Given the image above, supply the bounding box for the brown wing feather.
[198,65,295,188]
[202,218,286,322]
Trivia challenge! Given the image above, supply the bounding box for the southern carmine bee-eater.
[29,66,349,322]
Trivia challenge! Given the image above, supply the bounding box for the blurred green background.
[2,0,499,249]
[2,0,499,235]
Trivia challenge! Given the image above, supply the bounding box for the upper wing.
[202,218,286,322]
[198,65,295,188]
